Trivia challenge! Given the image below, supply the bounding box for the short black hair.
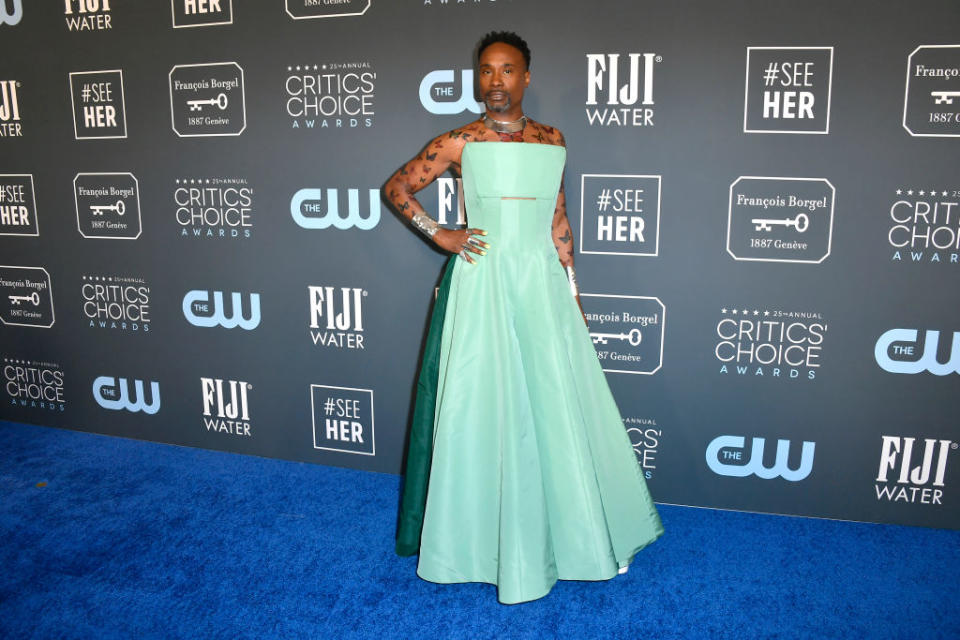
[478,31,531,70]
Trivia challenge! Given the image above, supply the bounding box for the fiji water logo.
[92,376,160,414]
[706,435,815,481]
[419,69,482,115]
[0,0,22,26]
[182,290,261,329]
[290,188,380,230]
[875,329,960,375]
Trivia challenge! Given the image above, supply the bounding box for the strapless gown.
[396,142,663,604]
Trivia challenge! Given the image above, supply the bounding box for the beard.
[483,92,512,113]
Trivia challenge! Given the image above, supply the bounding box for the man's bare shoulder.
[424,120,484,161]
[528,119,566,146]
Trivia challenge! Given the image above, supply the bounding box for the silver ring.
[459,249,469,261]
[467,237,481,247]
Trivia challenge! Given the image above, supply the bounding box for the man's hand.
[434,227,489,263]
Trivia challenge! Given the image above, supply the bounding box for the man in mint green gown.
[385,32,663,605]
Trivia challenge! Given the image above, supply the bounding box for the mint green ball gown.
[397,141,663,604]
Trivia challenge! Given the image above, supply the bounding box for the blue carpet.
[0,421,957,640]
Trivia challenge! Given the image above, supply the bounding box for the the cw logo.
[419,69,482,115]
[875,329,960,376]
[290,188,380,230]
[92,376,161,414]
[706,435,815,481]
[0,0,22,26]
[182,290,261,330]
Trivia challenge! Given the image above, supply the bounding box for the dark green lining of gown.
[395,256,457,556]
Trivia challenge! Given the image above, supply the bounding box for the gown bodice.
[460,142,566,254]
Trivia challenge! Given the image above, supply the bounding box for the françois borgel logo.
[706,435,815,481]
[585,52,659,127]
[64,0,112,31]
[182,290,260,330]
[81,275,150,332]
[172,0,233,28]
[904,45,960,137]
[0,0,22,26]
[419,69,481,115]
[92,375,160,414]
[580,174,661,257]
[727,177,834,264]
[0,174,38,236]
[69,69,127,140]
[309,286,366,349]
[285,0,369,19]
[582,294,664,375]
[0,80,22,137]
[291,187,380,230]
[743,47,833,134]
[876,436,955,505]
[175,177,253,239]
[716,307,827,381]
[74,173,141,239]
[888,187,959,264]
[3,357,65,412]
[0,266,54,328]
[624,417,660,480]
[310,384,375,456]
[286,62,375,129]
[201,377,252,437]
[875,329,960,376]
[169,62,245,137]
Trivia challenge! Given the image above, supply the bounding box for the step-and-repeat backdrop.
[1,1,957,530]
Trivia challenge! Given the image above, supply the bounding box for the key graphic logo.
[311,385,375,456]
[580,174,661,256]
[706,435,815,481]
[727,177,834,264]
[420,69,482,115]
[0,175,38,236]
[169,62,245,137]
[0,266,54,328]
[92,376,160,414]
[69,70,127,139]
[743,47,833,134]
[74,173,141,239]
[171,0,232,28]
[875,329,960,376]
[582,294,664,375]
[291,188,380,230]
[285,0,369,19]
[904,45,960,137]
[182,290,260,329]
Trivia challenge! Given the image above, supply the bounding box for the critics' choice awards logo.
[4,357,65,412]
[310,384,375,456]
[74,173,141,239]
[716,307,827,381]
[624,417,660,480]
[285,0,369,19]
[0,175,38,236]
[182,290,260,330]
[286,63,375,129]
[64,0,112,31]
[92,376,160,414]
[69,70,126,139]
[585,53,659,127]
[888,187,959,264]
[81,275,150,332]
[580,174,661,257]
[582,294,664,375]
[876,436,955,506]
[743,47,833,134]
[201,378,252,437]
[0,80,22,137]
[291,187,380,229]
[0,0,22,26]
[420,69,481,115]
[172,0,232,28]
[706,435,815,481]
[175,178,252,239]
[875,329,959,376]
[169,62,245,137]
[727,177,834,264]
[309,286,366,349]
[0,266,54,328]
[904,45,960,137]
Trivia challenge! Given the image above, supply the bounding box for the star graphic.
[919,190,925,196]
[753,310,760,316]
[287,66,292,72]
[896,189,902,195]
[764,310,770,316]
[742,309,750,315]
[731,309,738,315]
[943,191,949,197]
[721,308,727,314]
[907,190,914,196]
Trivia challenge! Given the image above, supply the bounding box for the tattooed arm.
[385,128,488,260]
[550,130,574,268]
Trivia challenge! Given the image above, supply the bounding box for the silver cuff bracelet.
[565,265,579,298]
[411,212,440,238]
